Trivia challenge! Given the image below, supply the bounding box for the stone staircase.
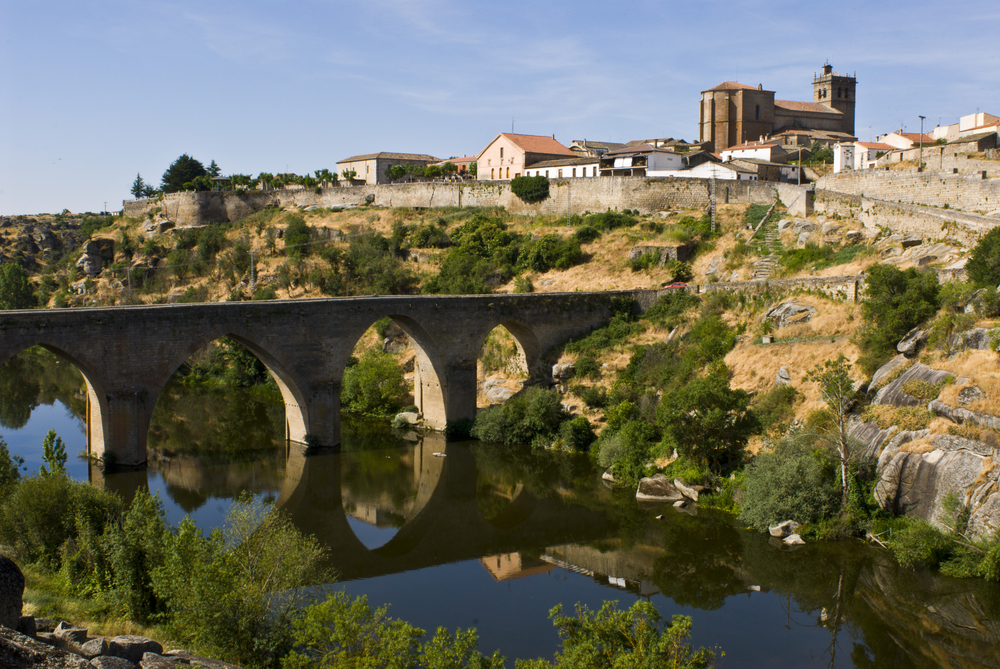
[751,220,783,281]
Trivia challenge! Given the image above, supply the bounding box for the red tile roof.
[897,132,934,144]
[775,99,840,115]
[857,142,894,151]
[704,81,759,92]
[499,133,575,156]
[338,152,440,163]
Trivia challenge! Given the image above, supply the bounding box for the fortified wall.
[814,189,995,246]
[123,177,783,226]
[816,169,1000,214]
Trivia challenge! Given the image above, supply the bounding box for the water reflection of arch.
[339,314,452,430]
[0,341,111,459]
[152,325,312,444]
[276,438,614,581]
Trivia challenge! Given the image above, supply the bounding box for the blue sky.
[2,0,998,215]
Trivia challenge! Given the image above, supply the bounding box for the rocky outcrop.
[0,627,90,668]
[872,363,952,407]
[0,555,24,630]
[895,326,928,357]
[929,400,1000,431]
[869,355,910,391]
[763,301,817,329]
[636,474,684,501]
[876,433,1000,539]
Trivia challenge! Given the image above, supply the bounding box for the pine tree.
[131,173,146,199]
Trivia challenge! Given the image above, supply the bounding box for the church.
[699,63,857,152]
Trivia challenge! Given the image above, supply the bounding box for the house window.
[572,168,576,177]
[506,167,510,178]
[491,168,495,179]
[545,170,549,177]
[844,89,849,99]
[558,169,563,178]
[500,147,504,159]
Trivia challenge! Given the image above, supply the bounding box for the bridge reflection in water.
[88,435,1000,668]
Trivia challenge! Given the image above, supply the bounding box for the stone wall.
[816,169,1000,213]
[123,177,782,226]
[814,189,996,246]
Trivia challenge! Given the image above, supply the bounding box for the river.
[2,347,1000,668]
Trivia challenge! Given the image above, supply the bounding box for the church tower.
[813,62,856,137]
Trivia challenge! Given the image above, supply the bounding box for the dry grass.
[929,349,1000,417]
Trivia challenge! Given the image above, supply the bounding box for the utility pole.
[710,172,717,235]
[918,115,926,171]
[249,250,257,293]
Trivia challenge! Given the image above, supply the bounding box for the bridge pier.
[90,387,154,468]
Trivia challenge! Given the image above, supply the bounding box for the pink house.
[475,133,576,181]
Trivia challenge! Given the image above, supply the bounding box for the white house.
[598,144,687,177]
[523,157,600,178]
[719,142,786,163]
[672,162,756,180]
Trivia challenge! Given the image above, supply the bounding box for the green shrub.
[408,224,452,248]
[572,385,608,408]
[514,275,534,293]
[510,175,549,202]
[197,226,227,264]
[628,251,660,272]
[284,591,504,669]
[744,204,771,229]
[966,226,1000,287]
[0,473,123,569]
[284,216,312,257]
[565,314,644,356]
[886,517,955,569]
[584,211,637,232]
[643,291,700,329]
[518,235,583,272]
[595,419,658,484]
[738,436,839,532]
[559,416,596,452]
[176,286,208,303]
[341,350,409,417]
[574,225,601,243]
[470,387,567,446]
[752,385,799,435]
[856,264,940,374]
[252,286,278,300]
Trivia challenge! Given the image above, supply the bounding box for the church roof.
[704,81,760,92]
[774,99,841,115]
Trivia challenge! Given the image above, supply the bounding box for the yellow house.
[475,133,575,181]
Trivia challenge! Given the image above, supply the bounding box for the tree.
[0,262,36,310]
[341,350,409,417]
[341,169,357,181]
[510,175,549,202]
[314,169,336,186]
[207,160,221,178]
[131,173,147,199]
[0,437,24,491]
[856,264,940,372]
[161,154,208,193]
[441,161,457,175]
[469,161,478,178]
[807,355,861,504]
[530,601,718,669]
[657,364,758,471]
[966,227,1000,287]
[283,216,312,257]
[40,429,67,477]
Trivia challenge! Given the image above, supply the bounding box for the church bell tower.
[813,62,856,136]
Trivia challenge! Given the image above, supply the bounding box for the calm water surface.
[2,348,1000,668]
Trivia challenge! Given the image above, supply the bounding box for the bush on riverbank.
[341,350,409,418]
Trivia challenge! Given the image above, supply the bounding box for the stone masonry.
[0,292,629,468]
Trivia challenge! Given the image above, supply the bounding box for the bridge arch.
[0,342,112,463]
[473,319,544,382]
[150,326,313,446]
[339,314,452,430]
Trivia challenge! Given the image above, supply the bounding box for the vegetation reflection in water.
[4,348,1000,666]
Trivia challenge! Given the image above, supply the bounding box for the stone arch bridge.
[0,291,644,468]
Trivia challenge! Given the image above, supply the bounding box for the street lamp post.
[918,115,926,171]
